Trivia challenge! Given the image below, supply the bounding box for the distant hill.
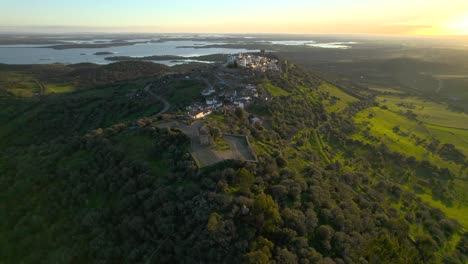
[0,61,172,96]
[66,61,171,84]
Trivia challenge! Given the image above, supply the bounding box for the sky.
[1,0,468,35]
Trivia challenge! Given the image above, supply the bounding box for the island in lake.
[94,52,115,56]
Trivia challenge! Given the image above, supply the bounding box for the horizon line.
[0,31,467,38]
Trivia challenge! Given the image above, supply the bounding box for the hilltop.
[0,59,466,263]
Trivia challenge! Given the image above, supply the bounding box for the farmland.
[263,82,290,97]
[352,107,466,175]
[352,106,468,226]
[318,82,358,113]
[376,94,468,157]
[377,95,468,130]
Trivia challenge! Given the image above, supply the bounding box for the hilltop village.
[227,51,280,72]
[184,52,279,121]
[152,52,280,168]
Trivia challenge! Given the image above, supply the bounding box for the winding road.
[144,84,170,116]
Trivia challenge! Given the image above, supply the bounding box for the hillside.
[0,61,466,263]
[0,61,171,97]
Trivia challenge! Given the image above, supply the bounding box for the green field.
[353,107,468,227]
[264,82,290,97]
[0,71,39,96]
[377,95,468,129]
[115,132,169,175]
[354,107,432,158]
[0,71,77,97]
[376,95,468,157]
[166,80,204,107]
[353,107,466,175]
[319,82,358,113]
[369,87,405,94]
[44,83,76,94]
[426,124,468,156]
[416,191,468,229]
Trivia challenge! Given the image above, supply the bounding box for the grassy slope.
[352,107,467,178]
[293,80,467,229]
[44,83,76,94]
[352,107,468,227]
[0,71,40,96]
[369,87,405,94]
[264,82,290,97]
[256,74,468,236]
[319,82,359,113]
[115,131,170,176]
[377,95,468,130]
[165,80,204,109]
[426,124,468,156]
[0,82,163,147]
[0,71,76,96]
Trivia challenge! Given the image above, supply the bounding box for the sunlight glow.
[449,14,468,34]
[410,13,468,35]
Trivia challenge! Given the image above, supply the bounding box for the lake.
[0,38,357,65]
[0,40,257,66]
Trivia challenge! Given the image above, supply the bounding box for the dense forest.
[0,61,467,263]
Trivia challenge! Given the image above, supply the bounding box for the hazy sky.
[1,0,468,35]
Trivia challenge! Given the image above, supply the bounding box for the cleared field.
[7,88,36,97]
[416,191,468,228]
[433,74,468,79]
[353,107,468,225]
[352,107,465,175]
[0,71,39,97]
[166,80,204,107]
[319,82,358,113]
[191,134,257,168]
[354,107,430,157]
[369,87,404,94]
[0,71,77,96]
[264,82,290,97]
[191,148,221,168]
[375,95,468,157]
[426,124,468,156]
[45,83,76,94]
[157,121,256,168]
[377,95,468,129]
[224,134,257,161]
[115,133,169,175]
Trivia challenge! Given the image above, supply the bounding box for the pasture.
[0,71,39,97]
[426,124,468,157]
[353,107,468,226]
[0,71,77,97]
[44,83,76,94]
[369,86,405,94]
[319,82,358,113]
[352,107,466,177]
[377,95,468,129]
[263,82,290,97]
